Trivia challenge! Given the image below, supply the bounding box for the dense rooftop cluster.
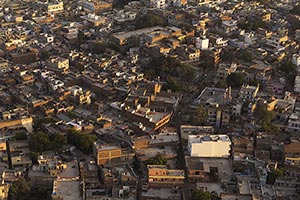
[0,0,299,199]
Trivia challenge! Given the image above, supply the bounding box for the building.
[284,142,300,165]
[265,34,289,49]
[185,157,234,183]
[47,57,69,72]
[0,110,33,133]
[176,46,201,61]
[93,143,135,166]
[47,2,64,13]
[141,187,182,200]
[0,182,9,200]
[294,76,300,93]
[144,0,167,9]
[188,135,231,157]
[80,14,107,27]
[239,84,259,101]
[80,1,112,13]
[180,125,214,140]
[292,54,300,66]
[288,113,300,132]
[67,85,91,105]
[147,165,184,187]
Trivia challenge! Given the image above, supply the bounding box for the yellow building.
[47,2,64,13]
[285,142,300,165]
[147,165,184,187]
[0,183,9,200]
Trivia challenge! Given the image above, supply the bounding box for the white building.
[188,135,231,157]
[239,84,259,101]
[145,0,167,9]
[244,32,256,45]
[265,35,288,49]
[40,33,54,44]
[195,37,209,50]
[288,113,300,132]
[292,54,300,66]
[294,75,300,93]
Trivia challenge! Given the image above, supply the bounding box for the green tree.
[215,80,227,88]
[147,153,167,165]
[226,73,245,88]
[254,101,278,132]
[237,21,250,31]
[9,177,30,200]
[221,48,234,61]
[29,132,65,153]
[266,167,284,185]
[279,61,296,75]
[39,50,49,61]
[291,4,300,15]
[15,132,28,140]
[180,64,195,81]
[34,117,56,131]
[191,106,208,125]
[166,77,181,92]
[67,130,97,154]
[191,189,220,200]
[89,42,107,54]
[136,14,164,28]
[240,51,253,62]
[30,186,51,200]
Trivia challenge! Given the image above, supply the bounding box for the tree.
[9,177,30,200]
[240,51,253,62]
[39,50,49,61]
[259,0,270,4]
[254,101,278,132]
[220,48,234,61]
[88,42,107,54]
[279,61,296,75]
[180,64,195,81]
[136,14,164,28]
[30,186,51,200]
[166,77,181,92]
[147,153,167,165]
[29,132,65,153]
[15,132,28,140]
[191,106,208,125]
[113,0,132,9]
[191,189,220,200]
[226,73,245,88]
[33,117,56,131]
[291,4,300,15]
[215,80,227,88]
[67,130,97,154]
[266,167,284,185]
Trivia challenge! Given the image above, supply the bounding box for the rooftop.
[52,180,81,200]
[185,156,234,182]
[189,134,231,143]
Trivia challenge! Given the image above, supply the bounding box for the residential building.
[239,84,259,101]
[188,135,231,157]
[284,142,300,165]
[93,143,135,166]
[147,165,184,187]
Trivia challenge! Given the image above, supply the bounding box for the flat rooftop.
[52,180,81,200]
[194,87,238,106]
[112,26,164,40]
[142,188,181,199]
[189,134,231,143]
[185,156,234,182]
